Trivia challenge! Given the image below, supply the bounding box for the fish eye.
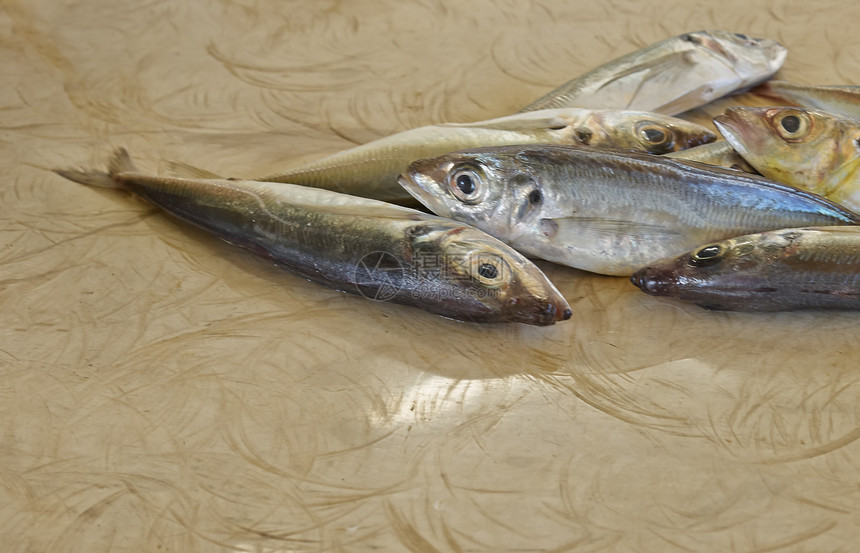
[478,263,498,279]
[448,165,486,204]
[781,115,800,133]
[641,126,668,144]
[688,244,725,267]
[732,32,756,44]
[681,34,699,44]
[734,32,760,46]
[636,122,673,153]
[528,188,542,205]
[772,110,810,141]
[457,174,474,194]
[469,254,509,288]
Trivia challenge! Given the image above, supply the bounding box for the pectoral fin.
[596,51,706,113]
[598,51,695,90]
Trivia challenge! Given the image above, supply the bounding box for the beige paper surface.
[2,1,859,551]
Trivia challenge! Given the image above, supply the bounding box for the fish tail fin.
[55,148,139,189]
[107,148,138,176]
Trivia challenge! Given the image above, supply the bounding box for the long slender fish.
[258,108,715,203]
[754,80,860,119]
[714,106,860,212]
[665,140,757,173]
[631,227,860,311]
[520,31,787,115]
[399,145,860,276]
[56,149,571,325]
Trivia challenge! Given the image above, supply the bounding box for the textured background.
[2,0,860,551]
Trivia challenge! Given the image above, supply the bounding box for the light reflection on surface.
[366,373,523,428]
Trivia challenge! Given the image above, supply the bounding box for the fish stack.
[57,30,860,322]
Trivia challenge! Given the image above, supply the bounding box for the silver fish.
[521,30,787,115]
[257,108,715,203]
[665,141,757,173]
[56,149,571,325]
[631,226,860,311]
[753,80,860,119]
[399,145,859,276]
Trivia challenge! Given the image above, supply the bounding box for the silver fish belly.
[521,30,786,115]
[56,149,571,325]
[400,145,859,276]
[631,226,860,311]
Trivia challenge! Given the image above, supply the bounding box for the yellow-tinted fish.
[714,106,860,212]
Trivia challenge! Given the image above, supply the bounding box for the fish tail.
[55,148,139,189]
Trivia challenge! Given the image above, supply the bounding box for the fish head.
[644,31,786,114]
[407,223,571,325]
[694,31,787,87]
[631,233,787,310]
[400,148,542,241]
[588,110,717,154]
[714,106,860,193]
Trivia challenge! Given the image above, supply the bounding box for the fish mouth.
[630,267,678,297]
[765,42,789,72]
[680,128,718,149]
[547,296,573,324]
[508,275,572,326]
[398,159,451,214]
[540,278,573,325]
[397,173,434,209]
[714,108,763,153]
[526,296,572,326]
[398,172,447,215]
[453,288,571,326]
